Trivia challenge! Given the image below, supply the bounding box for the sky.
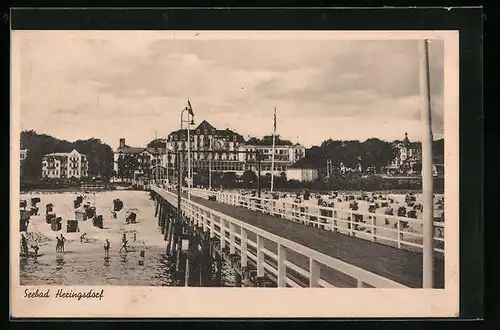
[16,31,445,149]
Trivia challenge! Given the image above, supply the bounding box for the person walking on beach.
[119,233,128,253]
[59,234,67,253]
[80,233,88,243]
[104,239,110,257]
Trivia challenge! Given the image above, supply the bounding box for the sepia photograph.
[11,29,460,318]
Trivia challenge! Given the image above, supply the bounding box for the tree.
[147,138,167,149]
[221,172,237,187]
[242,170,257,188]
[411,162,422,174]
[20,130,114,181]
[307,138,398,172]
[246,135,293,146]
[117,154,139,181]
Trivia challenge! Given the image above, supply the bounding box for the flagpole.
[419,39,434,288]
[270,107,276,192]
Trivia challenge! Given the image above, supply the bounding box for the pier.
[150,185,444,288]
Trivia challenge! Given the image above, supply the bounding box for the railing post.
[230,223,236,254]
[277,244,287,288]
[349,211,354,236]
[372,216,377,242]
[397,220,402,249]
[240,228,248,267]
[197,209,203,229]
[210,213,215,238]
[203,210,208,232]
[357,279,366,288]
[332,211,338,232]
[309,258,320,288]
[256,235,264,277]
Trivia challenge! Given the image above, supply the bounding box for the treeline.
[20,130,114,181]
[246,135,294,146]
[306,138,445,171]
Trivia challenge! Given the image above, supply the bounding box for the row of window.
[170,133,239,142]
[42,170,88,176]
[192,162,245,171]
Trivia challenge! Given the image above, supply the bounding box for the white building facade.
[112,120,307,182]
[286,157,320,182]
[41,149,89,179]
[165,120,306,176]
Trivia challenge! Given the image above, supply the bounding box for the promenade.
[180,192,444,288]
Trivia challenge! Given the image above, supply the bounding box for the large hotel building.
[41,149,89,179]
[114,120,306,180]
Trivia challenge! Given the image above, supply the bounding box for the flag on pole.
[187,99,194,116]
[273,107,277,133]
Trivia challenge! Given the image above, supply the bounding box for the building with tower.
[112,119,307,183]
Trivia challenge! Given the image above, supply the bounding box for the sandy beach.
[19,190,175,286]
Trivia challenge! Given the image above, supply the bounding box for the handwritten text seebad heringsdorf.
[24,288,104,300]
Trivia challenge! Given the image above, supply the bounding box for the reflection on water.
[20,247,175,286]
[55,256,65,270]
[20,247,237,287]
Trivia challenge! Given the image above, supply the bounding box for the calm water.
[20,244,238,287]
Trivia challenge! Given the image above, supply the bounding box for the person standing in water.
[119,233,128,253]
[104,239,110,257]
[59,234,67,253]
[31,244,40,257]
[56,237,61,253]
[21,234,29,256]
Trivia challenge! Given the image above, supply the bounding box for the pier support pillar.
[256,235,265,277]
[220,219,226,252]
[214,253,222,286]
[234,273,242,287]
[240,228,248,268]
[210,214,215,238]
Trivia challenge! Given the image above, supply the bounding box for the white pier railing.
[182,187,445,255]
[151,185,409,289]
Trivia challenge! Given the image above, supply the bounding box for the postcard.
[11,29,459,318]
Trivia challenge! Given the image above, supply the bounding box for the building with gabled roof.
[286,156,322,182]
[164,119,306,176]
[41,149,89,179]
[112,119,307,182]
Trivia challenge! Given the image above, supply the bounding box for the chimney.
[119,138,125,149]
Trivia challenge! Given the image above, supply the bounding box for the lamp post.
[180,101,195,200]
